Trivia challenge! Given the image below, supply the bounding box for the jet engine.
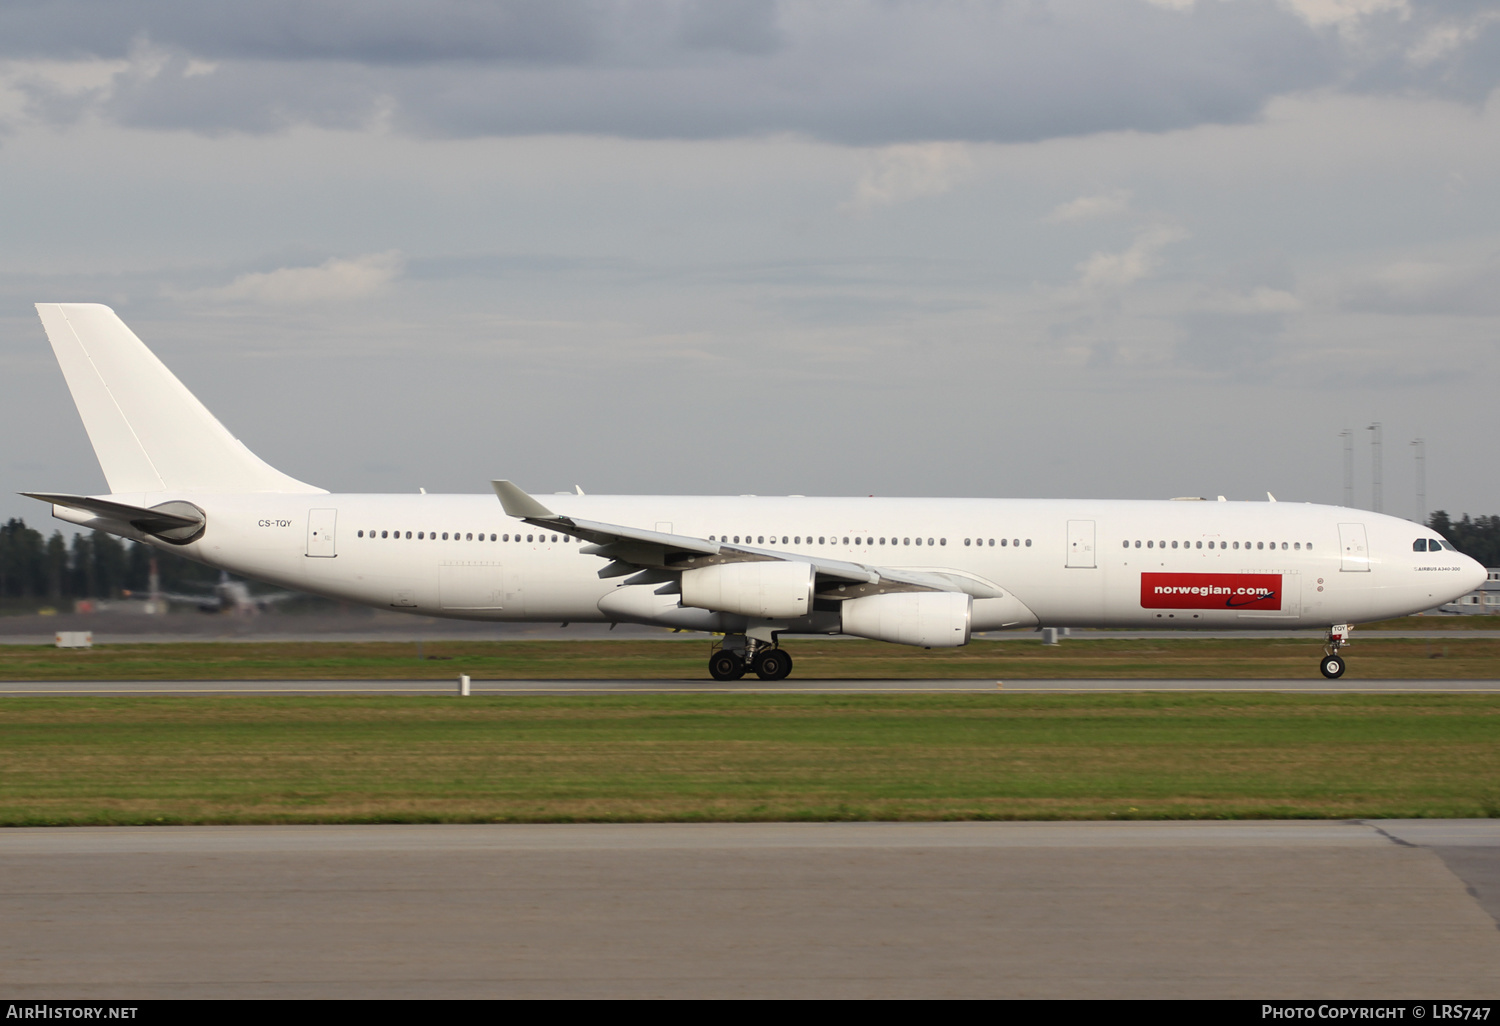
[680,561,815,619]
[840,591,972,647]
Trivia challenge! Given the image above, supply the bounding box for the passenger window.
[1171,541,1178,549]
[1134,540,1141,548]
[1256,542,1263,550]
[913,538,919,546]
[843,537,850,545]
[1280,542,1287,550]
[1000,538,1007,547]
[1122,540,1129,548]
[1025,539,1031,547]
[358,531,364,538]
[1294,542,1299,550]
[1233,541,1239,549]
[940,538,946,546]
[966,538,972,546]
[381,531,388,538]
[526,534,533,542]
[1196,541,1202,549]
[820,537,826,545]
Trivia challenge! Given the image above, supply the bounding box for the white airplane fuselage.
[26,303,1486,677]
[80,491,1480,632]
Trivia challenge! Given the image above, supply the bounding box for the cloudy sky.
[2,0,1497,530]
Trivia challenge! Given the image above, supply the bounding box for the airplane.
[22,303,1486,681]
[126,571,298,615]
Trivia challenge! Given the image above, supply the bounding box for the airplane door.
[306,509,337,557]
[1338,523,1370,572]
[1066,520,1096,568]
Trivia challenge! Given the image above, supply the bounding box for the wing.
[491,481,1003,601]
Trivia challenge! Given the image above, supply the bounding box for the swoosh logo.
[1226,592,1277,608]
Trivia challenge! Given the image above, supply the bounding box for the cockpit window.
[1414,538,1427,551]
[1439,539,1457,552]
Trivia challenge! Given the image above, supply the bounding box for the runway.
[4,677,1500,695]
[2,820,1496,998]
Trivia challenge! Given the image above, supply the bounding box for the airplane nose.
[1463,555,1488,593]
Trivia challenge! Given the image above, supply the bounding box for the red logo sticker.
[1140,572,1282,610]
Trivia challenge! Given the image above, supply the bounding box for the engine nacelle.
[840,591,972,647]
[681,561,815,619]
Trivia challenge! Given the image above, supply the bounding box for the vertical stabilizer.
[35,303,324,494]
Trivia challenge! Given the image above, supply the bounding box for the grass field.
[1,694,1497,825]
[1,636,1497,680]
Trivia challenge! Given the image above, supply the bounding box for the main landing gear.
[708,636,794,681]
[1320,624,1352,679]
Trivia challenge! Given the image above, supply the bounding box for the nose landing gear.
[1320,624,1352,679]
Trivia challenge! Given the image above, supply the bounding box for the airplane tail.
[34,303,324,495]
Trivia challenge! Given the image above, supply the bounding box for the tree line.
[1427,512,1500,570]
[0,518,220,604]
[3,511,1497,607]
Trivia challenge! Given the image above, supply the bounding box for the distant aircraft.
[128,571,296,615]
[23,304,1485,680]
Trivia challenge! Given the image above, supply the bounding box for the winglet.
[492,480,557,519]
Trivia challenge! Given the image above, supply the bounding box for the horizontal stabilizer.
[23,492,204,540]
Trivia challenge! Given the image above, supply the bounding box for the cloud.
[844,143,975,213]
[1174,308,1289,376]
[203,252,404,305]
[1406,10,1500,66]
[1342,252,1500,315]
[1047,190,1133,223]
[7,2,1499,145]
[1075,225,1188,290]
[1278,0,1409,31]
[0,1,1352,143]
[1201,286,1304,314]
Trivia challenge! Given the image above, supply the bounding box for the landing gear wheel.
[709,651,746,681]
[1320,654,1346,679]
[753,649,793,681]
